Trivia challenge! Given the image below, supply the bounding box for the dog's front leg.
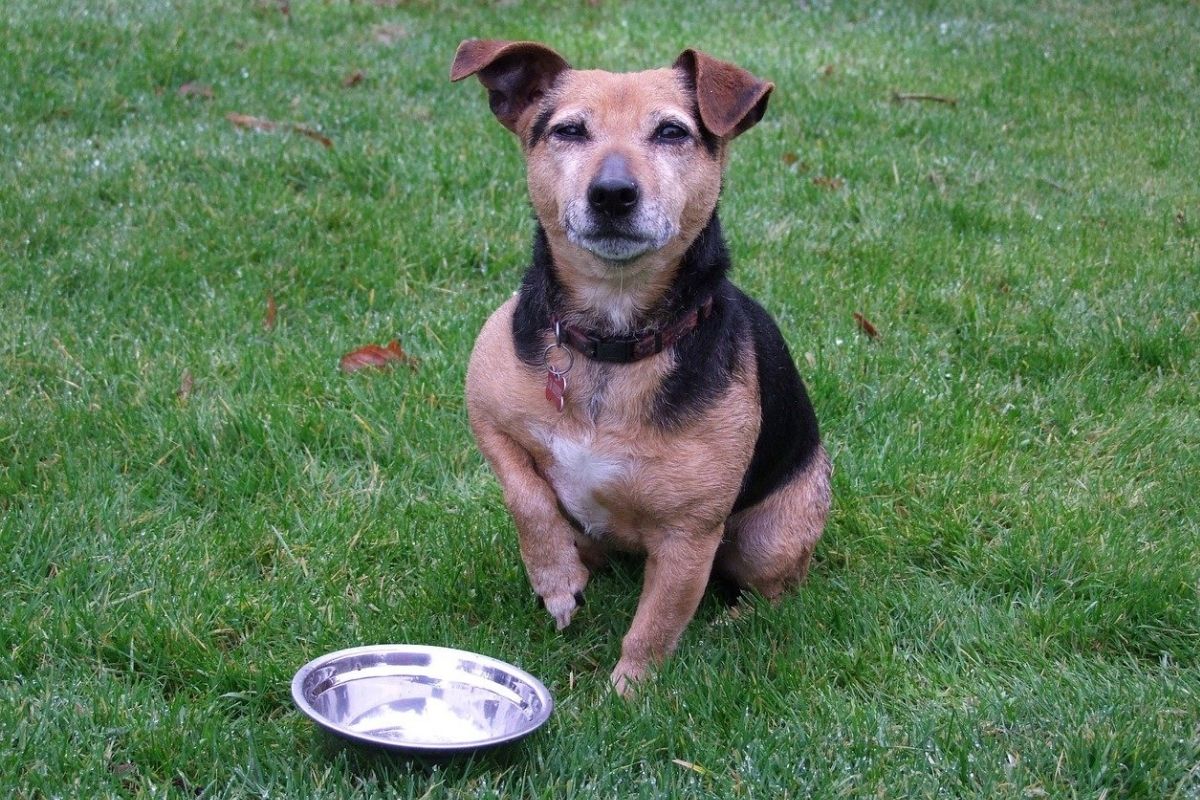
[610,527,723,696]
[474,425,590,630]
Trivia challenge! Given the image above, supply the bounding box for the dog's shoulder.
[471,293,519,364]
[466,293,528,414]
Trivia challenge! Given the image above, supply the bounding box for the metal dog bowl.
[291,644,553,753]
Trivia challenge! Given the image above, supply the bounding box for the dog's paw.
[609,658,647,698]
[540,590,582,630]
[533,562,589,631]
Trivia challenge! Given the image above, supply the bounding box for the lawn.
[1,1,1198,797]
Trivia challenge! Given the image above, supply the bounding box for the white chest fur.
[541,431,625,537]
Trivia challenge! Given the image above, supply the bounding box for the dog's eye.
[653,122,689,143]
[552,123,588,141]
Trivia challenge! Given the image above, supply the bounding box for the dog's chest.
[539,430,627,538]
[524,358,668,539]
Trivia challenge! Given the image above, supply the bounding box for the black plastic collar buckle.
[591,338,638,362]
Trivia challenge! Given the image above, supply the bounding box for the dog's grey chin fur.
[570,232,656,263]
[563,200,677,264]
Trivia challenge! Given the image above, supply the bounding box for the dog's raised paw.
[541,590,581,630]
[531,560,589,630]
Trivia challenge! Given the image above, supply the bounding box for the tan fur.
[467,298,760,694]
[523,69,724,333]
[718,447,832,599]
[456,41,831,695]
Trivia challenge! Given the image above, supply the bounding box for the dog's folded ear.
[673,50,774,139]
[451,39,570,134]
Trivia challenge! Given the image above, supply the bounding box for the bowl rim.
[290,643,554,753]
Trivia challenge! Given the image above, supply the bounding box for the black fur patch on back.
[730,297,821,514]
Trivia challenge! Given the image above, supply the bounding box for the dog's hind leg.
[717,446,831,600]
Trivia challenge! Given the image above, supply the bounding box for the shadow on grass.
[310,727,541,784]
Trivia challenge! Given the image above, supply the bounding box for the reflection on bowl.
[291,644,553,753]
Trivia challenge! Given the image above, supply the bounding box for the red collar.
[551,295,715,364]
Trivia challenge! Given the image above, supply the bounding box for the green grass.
[2,0,1198,797]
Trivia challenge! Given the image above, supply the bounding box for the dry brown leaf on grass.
[177,82,214,99]
[226,113,333,148]
[853,311,880,339]
[226,112,277,133]
[342,69,365,88]
[340,340,420,373]
[291,124,333,148]
[782,152,811,173]
[177,369,195,401]
[263,294,277,331]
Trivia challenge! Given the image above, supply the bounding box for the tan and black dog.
[452,39,831,694]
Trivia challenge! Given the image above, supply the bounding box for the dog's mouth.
[565,215,676,264]
[560,198,678,264]
[569,228,657,263]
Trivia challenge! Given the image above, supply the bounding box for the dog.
[452,39,831,695]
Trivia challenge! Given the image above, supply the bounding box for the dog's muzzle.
[566,154,675,263]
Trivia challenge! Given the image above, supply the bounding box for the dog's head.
[452,40,772,270]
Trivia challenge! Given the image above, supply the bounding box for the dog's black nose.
[587,154,639,218]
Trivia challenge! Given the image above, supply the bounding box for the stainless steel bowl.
[291,644,554,753]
